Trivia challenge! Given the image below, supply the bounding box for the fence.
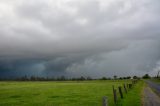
[102,79,139,106]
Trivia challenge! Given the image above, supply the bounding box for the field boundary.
[102,79,139,106]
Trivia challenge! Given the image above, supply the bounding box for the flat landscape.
[0,0,160,106]
[0,80,143,106]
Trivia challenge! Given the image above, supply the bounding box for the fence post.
[129,84,132,88]
[123,84,127,93]
[102,96,108,106]
[132,80,134,85]
[118,86,123,99]
[127,84,129,89]
[112,85,117,104]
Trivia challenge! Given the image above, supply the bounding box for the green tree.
[142,74,150,79]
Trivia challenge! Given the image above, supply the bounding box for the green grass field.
[150,78,160,84]
[0,80,144,106]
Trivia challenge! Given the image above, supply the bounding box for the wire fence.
[102,79,139,106]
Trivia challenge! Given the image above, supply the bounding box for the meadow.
[0,80,143,106]
[150,79,160,84]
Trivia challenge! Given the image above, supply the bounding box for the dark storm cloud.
[0,0,160,78]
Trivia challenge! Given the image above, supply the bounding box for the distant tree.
[119,77,123,80]
[126,76,131,79]
[20,75,28,81]
[87,76,92,80]
[101,77,107,80]
[71,78,76,81]
[61,76,66,81]
[30,76,36,81]
[51,76,55,81]
[142,74,150,79]
[122,77,127,79]
[107,77,111,80]
[133,76,138,79]
[113,75,117,80]
[57,76,66,81]
[79,76,85,81]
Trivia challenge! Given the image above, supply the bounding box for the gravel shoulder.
[146,80,160,95]
[142,86,160,106]
[142,80,160,106]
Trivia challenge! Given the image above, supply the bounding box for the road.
[145,80,160,95]
[143,80,160,106]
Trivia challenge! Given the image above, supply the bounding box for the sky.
[0,0,160,78]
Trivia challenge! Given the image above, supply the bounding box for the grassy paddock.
[0,80,143,106]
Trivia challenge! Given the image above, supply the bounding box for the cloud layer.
[0,0,160,78]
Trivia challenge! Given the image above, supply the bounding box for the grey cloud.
[0,0,160,78]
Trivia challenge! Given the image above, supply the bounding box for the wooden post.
[118,86,123,99]
[123,84,127,93]
[132,80,135,85]
[112,85,115,95]
[129,84,132,88]
[113,85,117,104]
[102,96,108,106]
[114,89,117,103]
[127,84,129,89]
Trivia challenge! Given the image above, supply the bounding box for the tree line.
[0,74,150,81]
